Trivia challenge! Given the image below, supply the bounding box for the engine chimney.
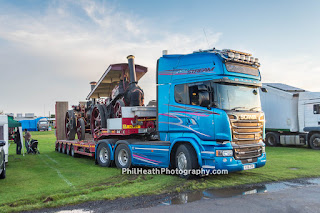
[90,81,97,91]
[127,55,137,83]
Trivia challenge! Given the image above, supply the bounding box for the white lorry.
[260,83,320,150]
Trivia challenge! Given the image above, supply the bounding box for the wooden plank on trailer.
[55,101,68,140]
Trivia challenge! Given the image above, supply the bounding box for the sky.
[0,0,320,117]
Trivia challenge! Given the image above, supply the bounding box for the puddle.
[161,177,320,205]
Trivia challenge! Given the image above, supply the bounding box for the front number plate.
[243,164,255,170]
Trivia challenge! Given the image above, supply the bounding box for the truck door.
[168,83,188,138]
[184,83,215,141]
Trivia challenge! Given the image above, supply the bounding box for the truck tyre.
[71,145,77,157]
[175,144,199,179]
[265,132,280,146]
[97,143,111,167]
[115,144,132,169]
[309,133,320,150]
[0,161,6,179]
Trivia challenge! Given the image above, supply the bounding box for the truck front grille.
[234,146,262,160]
[231,121,263,144]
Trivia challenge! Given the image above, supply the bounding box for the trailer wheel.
[58,143,62,153]
[62,143,66,154]
[77,118,86,141]
[66,144,70,155]
[71,145,77,157]
[309,133,320,150]
[265,132,280,146]
[175,144,199,179]
[97,143,111,167]
[115,144,132,169]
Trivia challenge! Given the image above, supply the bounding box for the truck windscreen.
[225,62,259,76]
[215,83,261,111]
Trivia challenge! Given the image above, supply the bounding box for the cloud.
[0,0,222,116]
[261,55,320,92]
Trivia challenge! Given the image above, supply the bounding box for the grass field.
[1,130,320,212]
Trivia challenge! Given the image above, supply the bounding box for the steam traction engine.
[64,56,156,142]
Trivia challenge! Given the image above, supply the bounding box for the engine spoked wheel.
[114,99,125,118]
[77,118,86,140]
[65,110,76,140]
[91,104,106,137]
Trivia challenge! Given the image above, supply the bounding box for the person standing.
[15,128,22,154]
[24,129,31,153]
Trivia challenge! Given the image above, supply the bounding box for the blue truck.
[56,48,266,178]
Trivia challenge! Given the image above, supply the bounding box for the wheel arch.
[307,131,320,144]
[307,131,320,143]
[169,138,202,168]
[95,139,117,163]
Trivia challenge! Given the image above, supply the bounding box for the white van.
[0,115,9,162]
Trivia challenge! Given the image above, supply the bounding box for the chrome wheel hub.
[99,147,108,163]
[118,149,128,166]
[177,152,187,170]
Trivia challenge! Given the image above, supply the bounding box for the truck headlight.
[262,146,265,153]
[216,150,233,157]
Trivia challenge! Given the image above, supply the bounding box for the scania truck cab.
[157,48,266,172]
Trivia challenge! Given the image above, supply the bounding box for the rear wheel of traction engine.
[309,133,320,150]
[115,144,132,169]
[91,104,106,137]
[265,132,280,146]
[66,144,70,155]
[71,145,77,157]
[97,143,111,167]
[175,144,199,179]
[65,110,76,140]
[77,118,86,141]
[114,99,125,118]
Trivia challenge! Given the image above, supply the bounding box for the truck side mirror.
[199,91,210,108]
[0,140,6,147]
[261,88,268,93]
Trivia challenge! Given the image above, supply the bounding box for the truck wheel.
[71,145,77,157]
[309,134,320,150]
[265,132,280,146]
[66,144,70,155]
[0,161,6,179]
[175,144,199,179]
[115,144,132,169]
[97,143,111,167]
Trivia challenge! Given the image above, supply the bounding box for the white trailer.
[260,83,320,149]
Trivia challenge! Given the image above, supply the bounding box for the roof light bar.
[223,49,252,56]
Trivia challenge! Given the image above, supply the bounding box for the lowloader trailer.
[56,48,266,178]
